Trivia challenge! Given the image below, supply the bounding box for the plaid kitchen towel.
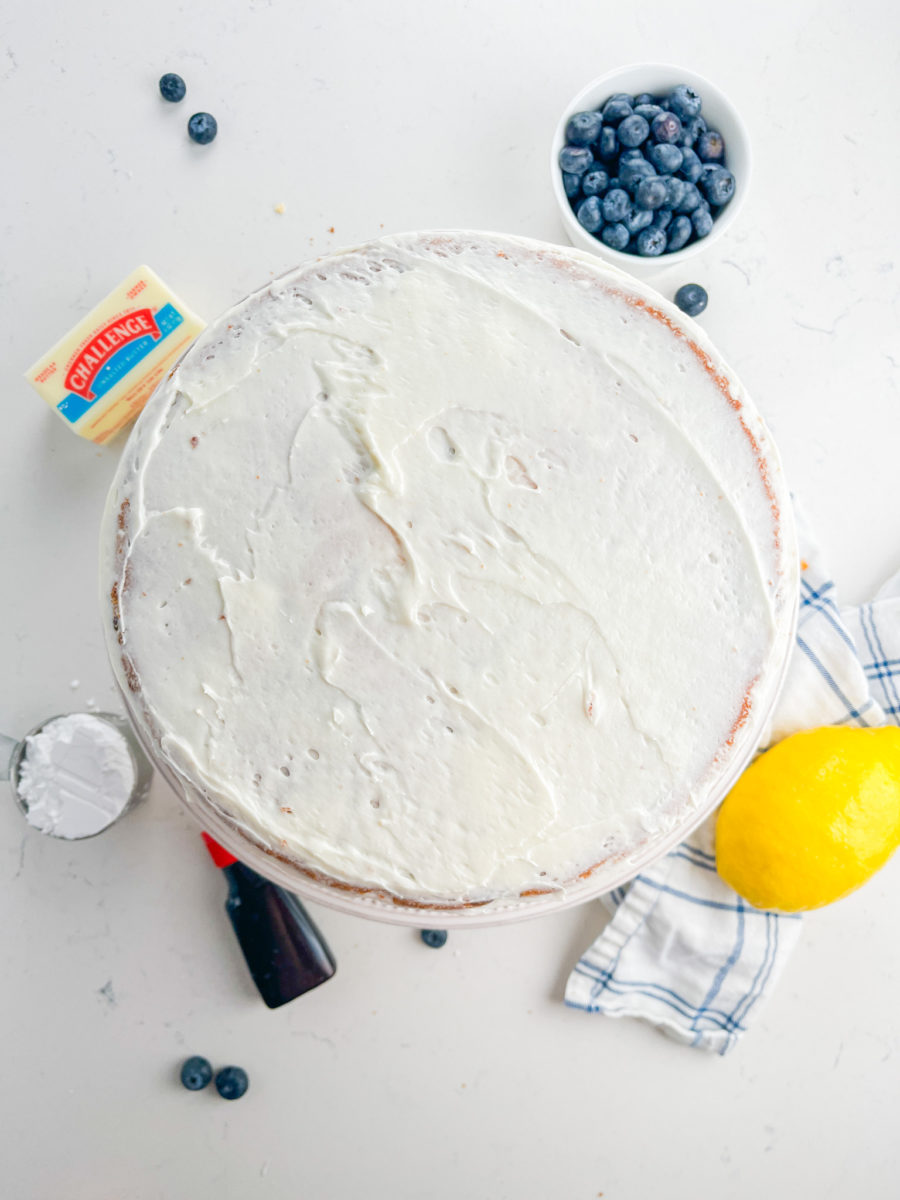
[565,530,900,1054]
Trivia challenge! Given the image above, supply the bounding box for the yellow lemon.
[716,726,900,911]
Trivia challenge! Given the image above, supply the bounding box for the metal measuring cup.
[1,712,153,840]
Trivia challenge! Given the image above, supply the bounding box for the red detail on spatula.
[201,830,238,869]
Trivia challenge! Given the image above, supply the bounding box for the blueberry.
[635,176,668,210]
[565,110,604,147]
[563,172,581,199]
[596,126,619,161]
[624,204,654,235]
[651,111,682,144]
[666,214,693,252]
[701,168,735,207]
[678,147,702,183]
[601,187,630,223]
[601,223,630,251]
[667,84,702,122]
[636,226,667,256]
[634,103,663,122]
[618,147,645,163]
[674,283,709,317]
[606,177,621,191]
[180,1056,213,1091]
[421,929,448,948]
[581,168,609,196]
[692,208,714,238]
[601,94,633,125]
[187,112,217,145]
[159,73,186,103]
[633,92,655,106]
[617,114,649,148]
[696,130,725,163]
[675,182,702,214]
[653,208,673,231]
[619,158,655,190]
[648,143,683,174]
[214,1066,249,1101]
[576,195,604,233]
[698,162,722,188]
[680,115,707,148]
[663,176,686,209]
[559,145,593,175]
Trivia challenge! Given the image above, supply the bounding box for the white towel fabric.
[565,529,900,1054]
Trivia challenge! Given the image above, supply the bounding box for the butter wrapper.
[25,266,204,444]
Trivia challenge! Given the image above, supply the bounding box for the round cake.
[102,231,797,910]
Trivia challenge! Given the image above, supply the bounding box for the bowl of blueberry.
[551,64,750,270]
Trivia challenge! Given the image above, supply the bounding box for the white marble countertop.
[2,3,899,1197]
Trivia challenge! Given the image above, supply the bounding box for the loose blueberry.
[601,95,633,125]
[596,126,619,161]
[701,167,735,207]
[666,214,693,252]
[187,112,217,145]
[691,207,714,238]
[696,130,725,163]
[635,176,668,210]
[678,147,703,183]
[674,283,709,317]
[606,177,622,192]
[617,114,650,148]
[559,145,594,175]
[565,110,604,147]
[421,929,448,949]
[636,226,667,256]
[634,103,663,122]
[653,208,673,231]
[601,187,630,223]
[563,172,581,199]
[624,204,654,235]
[159,73,186,103]
[601,223,630,251]
[675,182,702,214]
[648,143,683,174]
[581,168,609,196]
[618,147,645,163]
[680,115,707,148]
[667,84,702,122]
[180,1056,213,1091]
[650,111,683,144]
[633,92,655,107]
[214,1066,249,1101]
[576,195,604,233]
[619,158,655,190]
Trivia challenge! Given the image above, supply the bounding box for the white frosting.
[104,232,796,902]
[17,714,135,839]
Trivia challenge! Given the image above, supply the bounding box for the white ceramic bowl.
[550,63,752,273]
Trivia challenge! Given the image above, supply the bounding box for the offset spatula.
[202,833,336,1008]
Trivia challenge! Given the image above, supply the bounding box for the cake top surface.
[105,232,795,904]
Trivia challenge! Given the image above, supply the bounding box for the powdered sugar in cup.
[1,712,152,840]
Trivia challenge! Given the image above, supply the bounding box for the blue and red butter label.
[25,266,204,444]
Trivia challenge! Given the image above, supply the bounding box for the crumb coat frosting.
[103,232,796,902]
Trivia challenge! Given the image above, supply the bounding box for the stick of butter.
[24,266,205,445]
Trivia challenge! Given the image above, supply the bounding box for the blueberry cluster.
[560,84,734,257]
[180,1056,249,1100]
[158,73,218,145]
